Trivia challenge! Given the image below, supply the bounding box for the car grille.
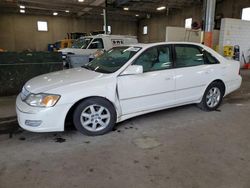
[20,87,31,101]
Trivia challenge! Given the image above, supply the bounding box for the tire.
[73,97,117,136]
[198,82,224,111]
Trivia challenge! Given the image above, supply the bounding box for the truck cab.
[59,34,138,59]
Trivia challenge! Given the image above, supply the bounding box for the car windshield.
[82,46,141,73]
[72,38,92,49]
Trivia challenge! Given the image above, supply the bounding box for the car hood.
[24,68,108,93]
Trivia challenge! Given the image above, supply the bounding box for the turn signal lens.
[41,95,60,107]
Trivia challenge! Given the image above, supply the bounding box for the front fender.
[47,77,122,119]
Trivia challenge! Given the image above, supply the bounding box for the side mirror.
[121,65,143,75]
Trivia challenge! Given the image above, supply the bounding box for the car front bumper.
[16,94,71,132]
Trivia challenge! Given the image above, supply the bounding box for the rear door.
[173,44,213,104]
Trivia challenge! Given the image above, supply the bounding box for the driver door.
[117,45,176,115]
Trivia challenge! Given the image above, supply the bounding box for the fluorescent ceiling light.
[135,14,139,17]
[20,9,25,13]
[123,7,129,11]
[65,10,70,13]
[20,5,25,9]
[53,12,58,16]
[78,0,84,2]
[157,6,166,11]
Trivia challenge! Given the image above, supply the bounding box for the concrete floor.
[0,70,250,188]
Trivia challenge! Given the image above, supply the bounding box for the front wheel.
[73,98,117,136]
[198,82,224,111]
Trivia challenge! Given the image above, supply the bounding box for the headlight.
[25,93,60,107]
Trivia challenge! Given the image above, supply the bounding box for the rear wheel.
[73,98,116,136]
[198,82,224,111]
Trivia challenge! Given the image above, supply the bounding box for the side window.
[204,50,220,64]
[175,45,205,68]
[133,47,158,72]
[133,46,173,73]
[152,46,173,70]
[88,38,104,49]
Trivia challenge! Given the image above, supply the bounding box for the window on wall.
[37,21,48,31]
[185,18,192,29]
[242,7,250,21]
[143,26,148,35]
[103,25,112,34]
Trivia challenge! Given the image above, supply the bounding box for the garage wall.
[216,0,250,19]
[0,13,138,51]
[138,5,203,43]
[138,0,250,43]
[219,18,250,66]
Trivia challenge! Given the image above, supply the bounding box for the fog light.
[25,120,42,127]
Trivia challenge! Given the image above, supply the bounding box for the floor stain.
[19,137,26,141]
[154,156,160,160]
[54,137,66,143]
[133,137,161,149]
[144,165,151,169]
[133,160,139,164]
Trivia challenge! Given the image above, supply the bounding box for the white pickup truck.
[59,34,138,59]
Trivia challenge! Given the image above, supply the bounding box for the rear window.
[175,45,205,68]
[204,50,220,64]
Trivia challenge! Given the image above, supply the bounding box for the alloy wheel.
[80,104,111,132]
[206,87,221,108]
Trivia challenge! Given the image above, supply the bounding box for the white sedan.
[16,42,242,136]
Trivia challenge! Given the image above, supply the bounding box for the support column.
[103,0,108,34]
[204,0,216,48]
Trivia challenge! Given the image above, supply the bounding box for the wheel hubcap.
[206,87,221,108]
[80,105,111,132]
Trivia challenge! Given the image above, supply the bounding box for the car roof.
[128,42,206,49]
[79,34,137,39]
